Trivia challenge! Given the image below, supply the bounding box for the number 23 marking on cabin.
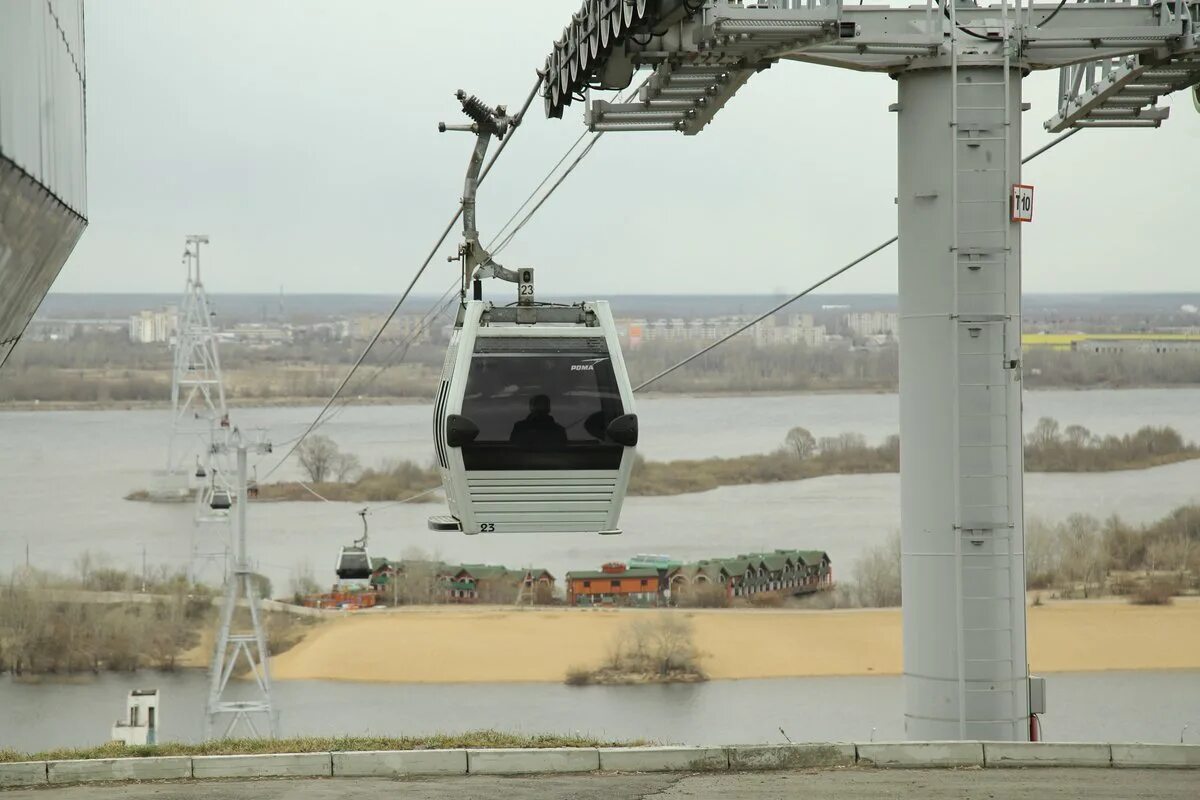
[479,523,495,532]
[1011,184,1034,223]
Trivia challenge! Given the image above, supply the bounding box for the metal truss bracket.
[1044,4,1200,131]
[550,1,844,134]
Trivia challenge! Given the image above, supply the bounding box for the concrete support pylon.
[896,62,1029,741]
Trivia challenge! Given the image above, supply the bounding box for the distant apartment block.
[128,307,179,343]
[618,313,828,348]
[27,318,128,342]
[230,323,292,345]
[843,311,898,341]
[350,314,433,343]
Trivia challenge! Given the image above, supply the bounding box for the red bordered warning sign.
[1011,184,1034,223]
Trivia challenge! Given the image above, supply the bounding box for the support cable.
[265,286,457,452]
[632,238,897,393]
[487,129,591,250]
[633,128,1082,394]
[268,74,644,477]
[492,133,603,256]
[491,75,652,257]
[261,72,545,482]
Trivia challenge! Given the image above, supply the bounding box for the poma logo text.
[570,364,594,371]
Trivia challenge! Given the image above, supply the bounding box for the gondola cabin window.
[461,336,625,470]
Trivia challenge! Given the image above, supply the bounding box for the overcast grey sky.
[54,0,1199,298]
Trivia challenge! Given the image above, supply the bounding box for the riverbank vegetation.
[632,418,1198,498]
[834,504,1200,610]
[0,731,642,763]
[0,556,310,676]
[169,418,1198,506]
[0,566,210,675]
[10,331,1200,408]
[1027,504,1200,601]
[566,614,706,686]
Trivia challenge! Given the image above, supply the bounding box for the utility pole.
[205,429,276,740]
[534,0,1200,741]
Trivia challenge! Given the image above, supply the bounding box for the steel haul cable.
[261,73,547,482]
[264,76,648,481]
[632,128,1082,394]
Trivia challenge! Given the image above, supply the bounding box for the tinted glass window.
[460,337,625,470]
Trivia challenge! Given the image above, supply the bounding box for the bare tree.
[627,615,702,676]
[297,435,340,482]
[1145,532,1193,577]
[290,561,323,603]
[784,427,816,460]
[1025,517,1060,588]
[396,548,447,605]
[1063,424,1092,448]
[1056,514,1107,597]
[852,531,902,607]
[1027,417,1061,449]
[333,452,361,482]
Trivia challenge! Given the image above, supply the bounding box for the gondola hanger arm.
[439,90,524,295]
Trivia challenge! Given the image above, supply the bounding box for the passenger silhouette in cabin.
[510,394,568,449]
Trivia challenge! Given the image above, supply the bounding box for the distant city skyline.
[54,1,1199,297]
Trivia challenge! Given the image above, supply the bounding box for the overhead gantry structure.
[536,0,1199,742]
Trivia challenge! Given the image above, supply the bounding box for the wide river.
[1,387,1199,589]
[1,388,1198,752]
[1,670,1197,753]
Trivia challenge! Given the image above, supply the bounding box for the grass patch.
[0,730,648,763]
[256,459,440,503]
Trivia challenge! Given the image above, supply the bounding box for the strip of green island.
[126,418,1198,503]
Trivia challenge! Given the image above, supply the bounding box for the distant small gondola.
[335,509,373,581]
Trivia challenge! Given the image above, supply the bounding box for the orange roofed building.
[565,562,664,607]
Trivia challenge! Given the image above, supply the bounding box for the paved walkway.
[6,768,1197,799]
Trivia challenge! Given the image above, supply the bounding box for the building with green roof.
[666,549,833,603]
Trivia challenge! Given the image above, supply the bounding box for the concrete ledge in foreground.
[48,756,192,783]
[856,741,985,768]
[332,749,467,777]
[984,742,1111,768]
[1112,743,1200,768]
[4,741,1198,788]
[599,746,728,773]
[727,743,856,770]
[467,747,600,774]
[192,752,332,779]
[0,761,47,788]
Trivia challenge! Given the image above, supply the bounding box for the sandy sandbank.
[267,598,1200,684]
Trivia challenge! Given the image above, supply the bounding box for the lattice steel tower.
[205,431,277,740]
[169,234,229,476]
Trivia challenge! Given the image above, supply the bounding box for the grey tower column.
[896,64,1029,741]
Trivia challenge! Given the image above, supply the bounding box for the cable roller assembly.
[456,89,512,139]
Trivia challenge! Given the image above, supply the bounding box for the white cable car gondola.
[335,509,373,581]
[210,489,231,510]
[429,296,637,535]
[428,90,638,535]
